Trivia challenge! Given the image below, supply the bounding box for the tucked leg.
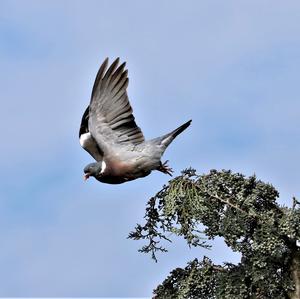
[157,160,173,176]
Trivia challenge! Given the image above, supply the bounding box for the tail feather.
[161,119,192,148]
[170,119,192,139]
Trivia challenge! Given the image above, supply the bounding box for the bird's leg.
[157,160,173,176]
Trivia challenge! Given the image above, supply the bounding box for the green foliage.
[153,257,219,299]
[129,169,300,298]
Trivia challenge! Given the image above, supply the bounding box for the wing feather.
[91,58,108,99]
[88,58,145,155]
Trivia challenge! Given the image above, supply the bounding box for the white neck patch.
[100,160,107,173]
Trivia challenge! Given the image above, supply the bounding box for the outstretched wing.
[88,58,145,155]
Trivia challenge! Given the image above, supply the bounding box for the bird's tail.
[160,119,192,149]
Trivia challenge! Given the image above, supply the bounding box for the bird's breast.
[102,156,152,181]
[103,159,134,176]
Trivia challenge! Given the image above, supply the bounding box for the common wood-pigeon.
[79,58,191,184]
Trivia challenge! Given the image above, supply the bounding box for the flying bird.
[79,58,191,184]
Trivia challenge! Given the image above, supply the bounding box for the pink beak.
[83,174,90,181]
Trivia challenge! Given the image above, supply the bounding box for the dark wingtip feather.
[101,57,109,71]
[91,58,109,98]
[79,106,90,137]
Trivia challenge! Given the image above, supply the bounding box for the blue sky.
[1,0,300,297]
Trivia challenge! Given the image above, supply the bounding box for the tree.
[128,169,300,298]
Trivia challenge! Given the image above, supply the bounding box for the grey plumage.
[79,58,191,184]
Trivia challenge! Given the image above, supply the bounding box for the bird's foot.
[157,160,173,176]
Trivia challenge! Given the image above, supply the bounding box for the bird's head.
[83,162,103,180]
